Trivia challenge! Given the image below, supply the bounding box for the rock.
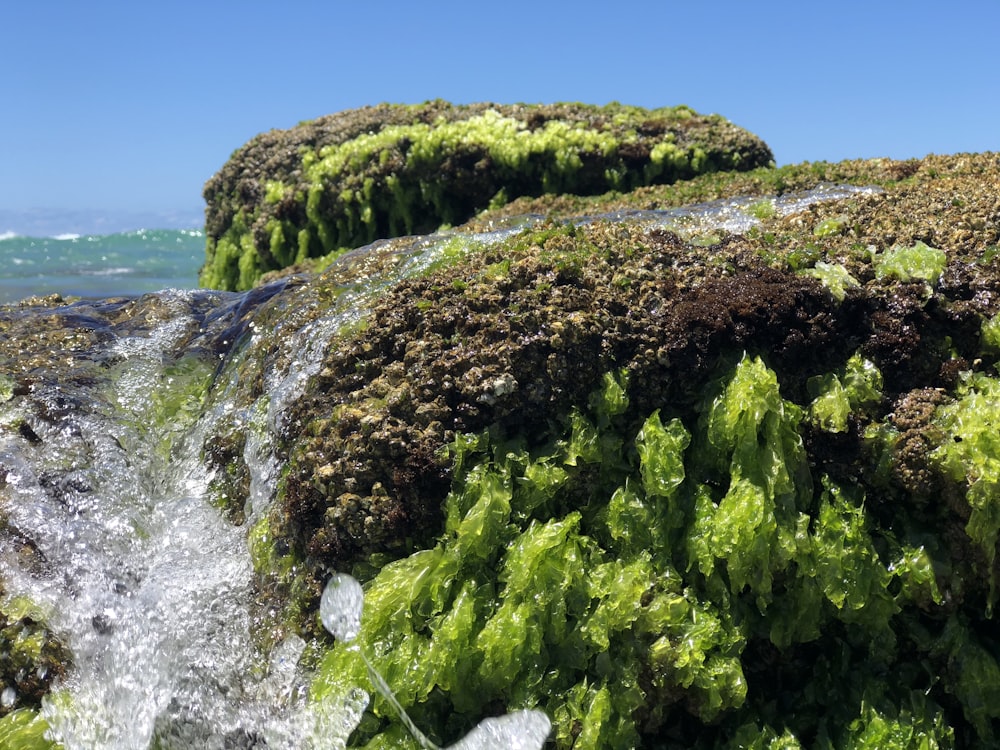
[200,101,774,290]
[6,150,1000,746]
[233,152,1000,747]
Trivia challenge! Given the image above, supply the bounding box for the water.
[0,287,364,748]
[0,184,878,748]
[0,229,204,304]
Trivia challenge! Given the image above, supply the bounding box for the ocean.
[0,228,205,304]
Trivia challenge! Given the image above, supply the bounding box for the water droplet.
[1,686,16,708]
[319,573,364,642]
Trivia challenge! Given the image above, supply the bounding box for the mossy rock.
[214,152,1000,746]
[8,150,1000,746]
[200,101,774,291]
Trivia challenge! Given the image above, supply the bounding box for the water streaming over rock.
[0,186,876,748]
[0,286,366,748]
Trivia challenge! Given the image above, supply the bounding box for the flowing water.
[0,185,879,748]
[0,286,368,748]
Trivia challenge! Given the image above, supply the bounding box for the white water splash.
[319,574,363,643]
[0,295,362,748]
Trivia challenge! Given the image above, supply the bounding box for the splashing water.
[319,574,364,644]
[0,289,367,748]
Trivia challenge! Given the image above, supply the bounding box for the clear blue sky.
[2,1,998,232]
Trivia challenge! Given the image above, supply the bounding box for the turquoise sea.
[0,228,205,304]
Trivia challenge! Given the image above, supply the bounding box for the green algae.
[748,199,777,220]
[813,216,847,238]
[981,313,1000,352]
[0,709,59,750]
[198,151,1000,746]
[201,102,774,290]
[808,354,883,433]
[874,241,948,285]
[800,261,861,303]
[0,374,13,403]
[0,591,70,724]
[305,353,981,747]
[931,372,1000,603]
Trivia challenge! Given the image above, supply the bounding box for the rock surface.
[4,138,1000,747]
[244,152,1000,748]
[201,101,774,290]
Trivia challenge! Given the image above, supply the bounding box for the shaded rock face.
[201,101,774,290]
[272,154,1000,580]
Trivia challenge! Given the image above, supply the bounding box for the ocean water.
[0,229,205,304]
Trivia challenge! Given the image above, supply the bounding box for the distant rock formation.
[200,101,773,290]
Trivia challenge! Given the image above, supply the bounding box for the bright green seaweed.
[201,103,774,290]
[931,371,1000,608]
[308,355,977,748]
[0,709,58,750]
[874,241,948,286]
[808,354,883,433]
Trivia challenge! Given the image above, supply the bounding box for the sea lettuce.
[310,354,992,747]
[312,370,738,747]
[0,710,58,750]
[692,354,810,607]
[808,354,883,433]
[874,241,947,285]
[982,313,1000,352]
[801,261,860,302]
[833,698,953,749]
[930,371,1000,607]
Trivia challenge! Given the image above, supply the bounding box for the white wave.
[54,233,82,240]
[0,231,18,241]
[81,267,134,276]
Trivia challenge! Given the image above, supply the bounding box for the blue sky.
[2,1,998,233]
